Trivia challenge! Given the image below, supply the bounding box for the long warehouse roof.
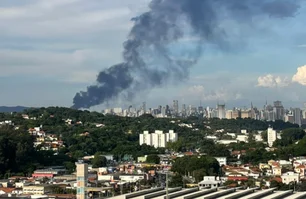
[108,187,305,199]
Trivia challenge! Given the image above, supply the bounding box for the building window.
[77,177,84,181]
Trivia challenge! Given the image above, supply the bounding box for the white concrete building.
[217,140,238,145]
[152,131,167,148]
[139,131,152,146]
[198,176,223,189]
[236,135,248,143]
[255,134,263,142]
[267,127,277,147]
[166,130,178,142]
[214,157,227,166]
[119,174,145,183]
[281,172,300,184]
[139,130,178,148]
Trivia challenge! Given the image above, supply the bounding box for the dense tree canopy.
[171,156,220,182]
[0,107,304,177]
[92,153,107,168]
[274,128,306,147]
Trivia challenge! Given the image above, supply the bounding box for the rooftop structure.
[107,187,305,199]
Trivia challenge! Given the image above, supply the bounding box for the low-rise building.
[198,176,222,189]
[23,185,52,195]
[294,165,306,177]
[214,157,227,166]
[272,167,282,176]
[119,174,145,183]
[32,168,66,178]
[281,172,300,184]
[217,140,238,145]
[236,135,248,143]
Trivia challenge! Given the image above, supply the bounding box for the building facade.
[139,130,178,148]
[76,163,88,199]
[267,127,277,147]
[217,104,226,119]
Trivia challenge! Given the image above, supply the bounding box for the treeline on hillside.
[207,118,298,132]
[0,107,302,177]
[0,126,74,178]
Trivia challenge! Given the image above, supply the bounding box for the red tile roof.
[0,188,15,193]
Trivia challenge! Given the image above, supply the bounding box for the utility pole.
[166,171,169,199]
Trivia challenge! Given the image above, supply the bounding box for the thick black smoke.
[73,0,301,109]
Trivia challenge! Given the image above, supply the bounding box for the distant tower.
[172,100,179,116]
[142,102,146,114]
[76,162,88,199]
[217,104,226,119]
[273,101,285,121]
[182,104,186,117]
[250,102,255,119]
[293,108,302,126]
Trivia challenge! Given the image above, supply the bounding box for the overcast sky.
[1,0,306,110]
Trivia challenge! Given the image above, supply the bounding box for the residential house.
[294,165,306,178]
[23,185,52,195]
[281,172,300,184]
[198,176,222,189]
[0,188,15,195]
[259,163,270,170]
[272,167,282,176]
[214,157,227,166]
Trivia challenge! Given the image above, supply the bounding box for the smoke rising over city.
[72,0,301,109]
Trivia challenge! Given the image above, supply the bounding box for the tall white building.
[152,131,167,148]
[217,104,226,119]
[139,130,178,148]
[293,108,302,126]
[139,131,152,146]
[166,130,178,142]
[267,127,277,147]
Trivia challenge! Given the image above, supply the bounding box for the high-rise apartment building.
[293,108,302,126]
[284,111,294,123]
[182,104,186,116]
[139,131,152,146]
[240,110,251,119]
[139,130,178,148]
[161,107,166,117]
[166,130,178,143]
[273,101,285,121]
[142,102,146,114]
[217,104,226,119]
[267,127,277,147]
[172,100,179,115]
[76,162,88,199]
[152,130,167,148]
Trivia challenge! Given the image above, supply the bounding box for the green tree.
[146,154,160,164]
[169,174,183,188]
[92,153,107,168]
[261,131,267,142]
[274,128,306,147]
[172,156,220,178]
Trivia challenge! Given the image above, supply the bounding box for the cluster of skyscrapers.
[102,100,306,126]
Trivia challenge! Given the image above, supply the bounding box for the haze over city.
[1,0,306,109]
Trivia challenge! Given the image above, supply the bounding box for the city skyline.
[0,1,306,108]
[103,99,306,122]
[101,99,306,113]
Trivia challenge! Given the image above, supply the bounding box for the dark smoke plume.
[73,0,301,109]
